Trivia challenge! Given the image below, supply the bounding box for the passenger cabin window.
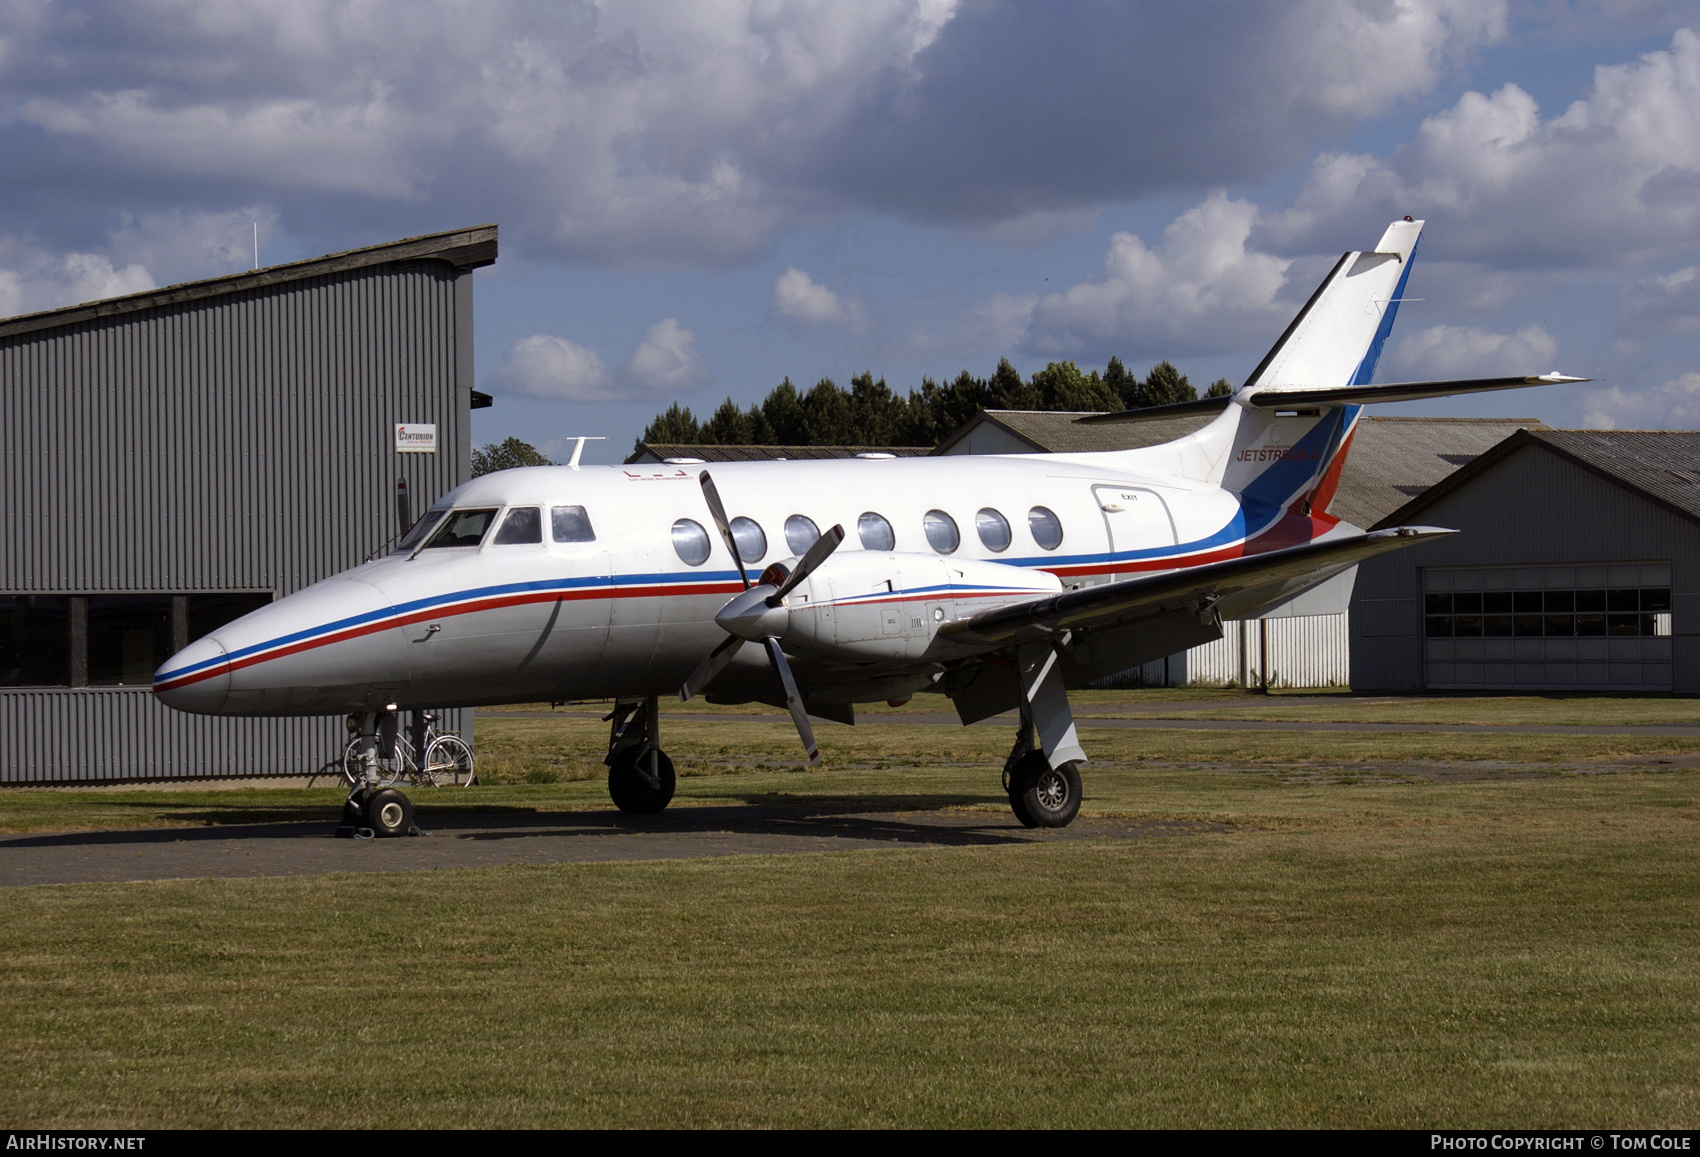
[423,508,499,549]
[730,517,766,564]
[976,508,1012,552]
[857,511,895,552]
[923,510,959,554]
[395,505,449,553]
[785,515,820,556]
[672,518,712,566]
[492,506,542,545]
[1028,506,1064,551]
[552,505,596,543]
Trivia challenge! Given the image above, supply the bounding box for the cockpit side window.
[394,505,450,554]
[422,508,499,549]
[552,505,596,543]
[492,506,542,545]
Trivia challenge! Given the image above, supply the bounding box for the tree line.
[642,358,1230,449]
[471,357,1232,473]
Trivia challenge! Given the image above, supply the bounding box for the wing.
[940,526,1454,648]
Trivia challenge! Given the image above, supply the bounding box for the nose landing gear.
[604,695,675,814]
[335,708,429,838]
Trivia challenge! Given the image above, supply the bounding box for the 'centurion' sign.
[395,423,437,453]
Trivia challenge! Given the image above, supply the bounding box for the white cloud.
[1262,29,1700,266]
[104,206,283,286]
[771,267,865,329]
[0,0,1513,265]
[1019,192,1292,353]
[1583,372,1700,429]
[0,239,155,320]
[1281,0,1508,117]
[488,319,711,401]
[1620,265,1700,336]
[486,334,614,402]
[1383,323,1559,379]
[621,318,711,394]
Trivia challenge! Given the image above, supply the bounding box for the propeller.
[680,470,844,763]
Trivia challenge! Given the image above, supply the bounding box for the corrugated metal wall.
[2,259,476,783]
[1186,615,1351,689]
[1350,443,1700,692]
[1,691,470,782]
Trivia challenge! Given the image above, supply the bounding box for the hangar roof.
[1376,428,1700,530]
[626,443,930,463]
[0,224,498,341]
[931,409,1545,529]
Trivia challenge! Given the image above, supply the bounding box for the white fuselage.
[154,404,1355,717]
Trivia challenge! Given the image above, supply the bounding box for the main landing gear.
[336,707,427,839]
[1002,640,1088,829]
[604,695,675,814]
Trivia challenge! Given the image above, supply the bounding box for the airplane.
[153,217,1584,837]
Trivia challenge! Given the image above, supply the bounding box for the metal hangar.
[0,225,497,783]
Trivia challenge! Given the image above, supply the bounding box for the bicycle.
[341,712,476,788]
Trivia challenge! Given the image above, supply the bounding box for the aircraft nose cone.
[153,635,231,715]
[715,586,788,641]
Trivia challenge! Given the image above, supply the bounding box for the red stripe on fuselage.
[153,579,745,692]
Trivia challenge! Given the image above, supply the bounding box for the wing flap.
[941,526,1455,647]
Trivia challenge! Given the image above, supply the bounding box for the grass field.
[2,692,1697,1127]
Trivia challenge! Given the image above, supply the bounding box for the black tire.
[365,788,413,838]
[609,750,675,814]
[1008,752,1081,829]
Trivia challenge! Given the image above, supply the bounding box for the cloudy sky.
[4,0,1699,463]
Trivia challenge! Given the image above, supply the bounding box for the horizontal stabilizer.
[1249,373,1588,408]
[1075,395,1232,425]
[942,526,1454,648]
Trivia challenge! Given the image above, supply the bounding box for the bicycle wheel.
[344,736,405,788]
[424,734,476,786]
[340,737,363,787]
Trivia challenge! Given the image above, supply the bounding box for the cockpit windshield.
[421,508,500,550]
[394,505,450,554]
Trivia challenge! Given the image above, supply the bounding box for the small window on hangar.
[1421,563,1673,691]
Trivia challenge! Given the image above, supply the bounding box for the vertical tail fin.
[1243,218,1423,394]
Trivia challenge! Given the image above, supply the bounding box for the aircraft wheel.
[365,788,414,838]
[1008,752,1081,829]
[609,750,676,814]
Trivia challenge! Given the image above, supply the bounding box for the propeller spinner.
[680,470,844,763]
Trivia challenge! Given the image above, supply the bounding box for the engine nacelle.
[778,552,1061,662]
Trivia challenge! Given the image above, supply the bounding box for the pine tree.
[642,402,700,443]
[1140,360,1196,407]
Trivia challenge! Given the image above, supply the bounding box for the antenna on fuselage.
[567,436,606,469]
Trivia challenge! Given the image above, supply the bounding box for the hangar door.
[1421,563,1672,690]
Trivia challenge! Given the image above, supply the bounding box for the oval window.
[976,507,1012,552]
[671,518,712,566]
[730,516,767,564]
[922,510,959,554]
[784,514,820,556]
[857,511,896,551]
[1028,506,1063,551]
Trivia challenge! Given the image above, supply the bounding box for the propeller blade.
[767,523,845,607]
[698,471,751,589]
[681,634,744,702]
[763,636,819,763]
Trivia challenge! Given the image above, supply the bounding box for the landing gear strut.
[605,695,675,814]
[335,707,424,838]
[1003,641,1087,829]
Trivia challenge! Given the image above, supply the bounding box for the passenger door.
[1092,485,1177,555]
